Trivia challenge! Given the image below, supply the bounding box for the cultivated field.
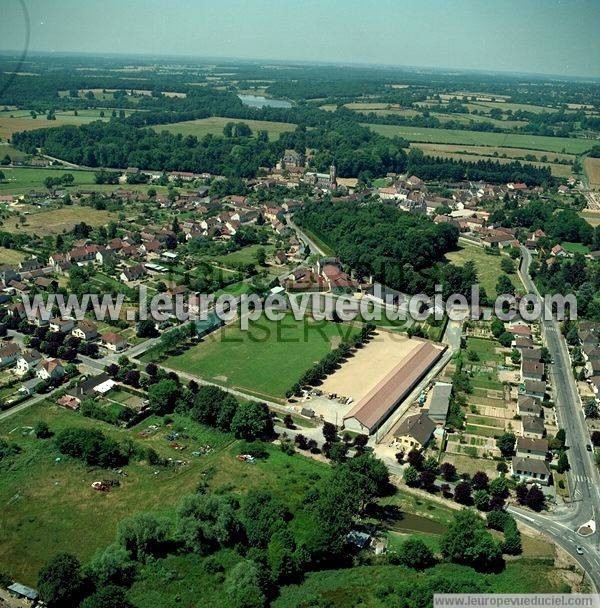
[320,330,423,402]
[0,167,98,193]
[153,116,296,141]
[365,123,594,154]
[165,314,360,400]
[412,142,575,163]
[584,156,600,189]
[4,205,117,236]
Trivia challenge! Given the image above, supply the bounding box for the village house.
[517,395,543,417]
[36,358,65,381]
[511,456,551,485]
[72,320,98,341]
[521,415,546,439]
[0,342,21,367]
[19,257,43,272]
[15,349,43,376]
[49,317,75,333]
[100,332,127,352]
[394,412,436,451]
[96,247,117,265]
[521,360,545,382]
[516,437,549,460]
[120,264,148,283]
[524,379,546,401]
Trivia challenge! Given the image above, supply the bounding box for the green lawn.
[0,402,329,585]
[153,116,296,141]
[466,337,503,363]
[445,243,522,297]
[561,241,590,254]
[364,123,594,154]
[211,244,274,267]
[165,314,360,400]
[465,424,502,438]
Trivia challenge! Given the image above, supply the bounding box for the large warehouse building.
[342,341,445,435]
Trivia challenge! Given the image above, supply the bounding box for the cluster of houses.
[279,257,371,294]
[509,321,553,485]
[579,321,600,399]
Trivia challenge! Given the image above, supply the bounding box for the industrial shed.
[343,341,444,435]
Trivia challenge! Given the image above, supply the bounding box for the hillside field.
[153,116,296,141]
[0,109,134,140]
[3,204,117,236]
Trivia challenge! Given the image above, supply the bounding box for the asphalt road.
[518,246,600,589]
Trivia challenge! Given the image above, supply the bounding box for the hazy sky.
[1,0,599,77]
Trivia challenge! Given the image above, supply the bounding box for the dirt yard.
[321,330,423,402]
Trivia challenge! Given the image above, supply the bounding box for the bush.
[55,427,127,468]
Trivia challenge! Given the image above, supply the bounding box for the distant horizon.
[1,48,599,84]
[0,0,598,79]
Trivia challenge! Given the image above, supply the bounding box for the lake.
[238,94,292,109]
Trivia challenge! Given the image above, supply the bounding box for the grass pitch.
[165,314,360,400]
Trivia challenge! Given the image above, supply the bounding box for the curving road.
[517,246,600,589]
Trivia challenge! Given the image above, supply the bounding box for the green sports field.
[364,123,594,154]
[165,314,359,400]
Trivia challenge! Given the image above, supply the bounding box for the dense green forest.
[295,199,467,293]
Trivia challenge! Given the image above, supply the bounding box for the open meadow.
[153,116,296,141]
[0,401,329,585]
[165,314,360,400]
[2,204,118,236]
[0,167,98,193]
[445,242,523,297]
[0,109,134,140]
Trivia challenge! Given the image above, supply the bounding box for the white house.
[15,350,43,376]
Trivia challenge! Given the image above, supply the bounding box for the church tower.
[329,163,337,187]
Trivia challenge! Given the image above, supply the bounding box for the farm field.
[165,314,360,400]
[412,148,572,177]
[0,109,132,140]
[152,116,296,141]
[0,401,329,584]
[445,242,522,297]
[584,156,600,189]
[412,142,575,163]
[4,205,117,236]
[364,123,594,154]
[0,167,98,193]
[0,246,25,264]
[581,210,600,226]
